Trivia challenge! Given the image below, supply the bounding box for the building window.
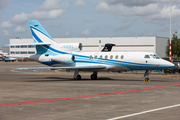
[15,51,20,54]
[28,45,35,48]
[28,51,35,54]
[20,45,27,48]
[20,51,27,54]
[11,51,15,54]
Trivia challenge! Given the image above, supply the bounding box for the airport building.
[10,36,169,58]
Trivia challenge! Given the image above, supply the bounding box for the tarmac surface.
[0,61,180,120]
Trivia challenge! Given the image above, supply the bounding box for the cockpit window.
[153,54,161,59]
[150,54,154,58]
[144,55,150,58]
[150,54,161,59]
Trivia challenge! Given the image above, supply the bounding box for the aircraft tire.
[145,78,149,82]
[74,75,81,80]
[91,74,97,80]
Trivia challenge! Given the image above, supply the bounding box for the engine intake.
[58,43,82,52]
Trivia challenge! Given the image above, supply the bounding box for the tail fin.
[0,49,3,55]
[29,20,54,44]
[29,20,58,55]
[0,49,5,60]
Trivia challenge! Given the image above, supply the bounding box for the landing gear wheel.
[91,74,97,80]
[144,78,150,82]
[74,75,81,80]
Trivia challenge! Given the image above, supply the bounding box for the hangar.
[10,36,168,58]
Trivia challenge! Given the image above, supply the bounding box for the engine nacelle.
[57,43,82,52]
[51,54,75,64]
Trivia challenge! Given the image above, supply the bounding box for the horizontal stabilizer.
[16,65,106,71]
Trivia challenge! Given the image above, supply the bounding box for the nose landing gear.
[144,70,151,82]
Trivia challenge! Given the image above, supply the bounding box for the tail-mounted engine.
[57,43,82,52]
[51,54,75,64]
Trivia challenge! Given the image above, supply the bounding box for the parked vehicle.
[164,61,180,74]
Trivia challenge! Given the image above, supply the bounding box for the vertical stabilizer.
[29,20,54,44]
[29,20,58,55]
[0,49,3,54]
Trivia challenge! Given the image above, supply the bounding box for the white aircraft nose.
[164,60,174,68]
[168,62,175,67]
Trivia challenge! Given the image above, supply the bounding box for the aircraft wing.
[16,65,106,71]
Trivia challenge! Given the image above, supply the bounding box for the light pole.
[169,0,172,62]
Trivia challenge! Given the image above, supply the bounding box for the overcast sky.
[0,0,180,47]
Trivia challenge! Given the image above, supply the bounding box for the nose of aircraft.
[164,60,175,68]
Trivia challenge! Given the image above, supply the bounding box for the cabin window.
[105,55,108,59]
[121,55,124,59]
[110,55,113,59]
[45,54,49,56]
[144,55,150,58]
[99,55,103,59]
[94,55,98,59]
[89,55,92,59]
[115,55,118,59]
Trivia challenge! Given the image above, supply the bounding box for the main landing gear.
[74,70,81,80]
[91,71,98,80]
[73,71,98,80]
[144,70,150,82]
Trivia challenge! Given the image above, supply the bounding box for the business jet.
[0,49,24,62]
[17,20,174,81]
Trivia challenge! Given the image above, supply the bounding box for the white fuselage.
[29,51,173,72]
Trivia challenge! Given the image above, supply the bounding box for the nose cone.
[168,62,175,68]
[161,60,174,69]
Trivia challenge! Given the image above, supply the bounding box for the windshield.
[153,54,161,59]
[149,54,161,59]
